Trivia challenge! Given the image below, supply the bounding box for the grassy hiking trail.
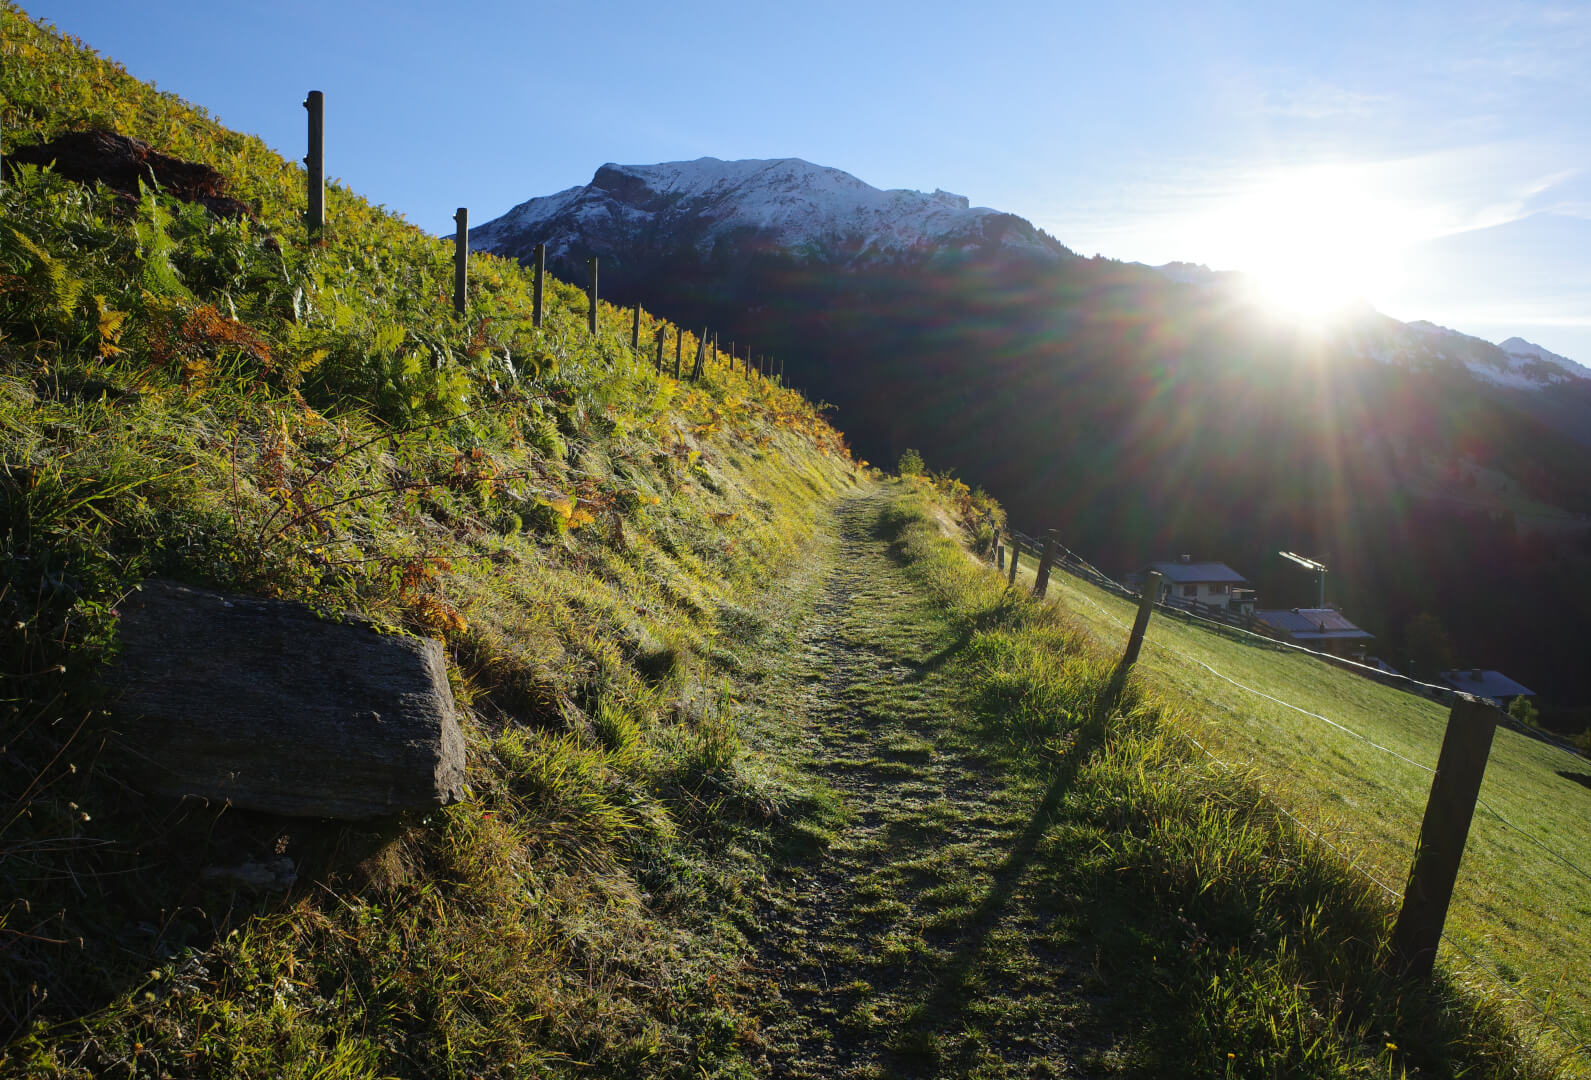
[0,10,1574,1074]
[738,490,1102,1077]
[716,481,1561,1079]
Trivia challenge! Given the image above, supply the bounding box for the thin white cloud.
[1259,85,1390,121]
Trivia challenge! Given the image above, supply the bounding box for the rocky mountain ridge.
[470,156,1070,270]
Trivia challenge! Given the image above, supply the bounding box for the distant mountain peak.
[1498,336,1591,380]
[471,157,1072,270]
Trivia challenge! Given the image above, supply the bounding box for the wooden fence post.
[1389,696,1499,981]
[532,242,545,328]
[779,355,784,384]
[1122,570,1164,666]
[452,208,468,314]
[303,90,324,234]
[1007,533,1020,586]
[996,543,1005,571]
[631,305,640,349]
[654,326,665,373]
[691,330,706,381]
[586,257,598,335]
[674,330,682,378]
[1032,531,1058,599]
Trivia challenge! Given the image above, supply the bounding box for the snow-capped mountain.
[1498,336,1591,384]
[471,157,1070,269]
[474,155,1586,400]
[1333,318,1590,391]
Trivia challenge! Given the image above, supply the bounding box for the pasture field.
[1017,554,1591,1056]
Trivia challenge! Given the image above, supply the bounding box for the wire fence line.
[1181,724,1590,1058]
[1040,551,1591,893]
[994,527,1591,1051]
[1003,526,1589,769]
[1007,530,1591,776]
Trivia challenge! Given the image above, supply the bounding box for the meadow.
[1028,554,1591,1057]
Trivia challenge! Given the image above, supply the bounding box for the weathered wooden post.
[1007,534,1021,586]
[452,207,468,314]
[586,257,599,335]
[303,90,324,234]
[532,242,546,328]
[1032,531,1059,599]
[691,330,706,381]
[654,326,665,373]
[996,544,1006,571]
[631,305,640,349]
[674,330,682,378]
[1389,696,1499,981]
[1122,570,1164,667]
[779,355,784,384]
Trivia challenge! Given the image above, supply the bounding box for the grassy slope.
[0,7,1576,1078]
[1032,556,1591,1060]
[879,485,1564,1077]
[0,7,866,1077]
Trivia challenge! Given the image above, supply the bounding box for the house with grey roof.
[1137,557,1253,613]
[1251,607,1374,655]
[1439,669,1535,705]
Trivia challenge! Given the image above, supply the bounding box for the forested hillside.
[489,167,1591,715]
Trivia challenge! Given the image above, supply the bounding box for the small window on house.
[1211,583,1228,594]
[1182,584,1197,597]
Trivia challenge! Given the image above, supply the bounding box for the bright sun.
[1215,165,1414,323]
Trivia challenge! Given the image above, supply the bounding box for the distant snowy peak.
[470,157,1071,267]
[1344,319,1589,392]
[1497,337,1591,382]
[1150,261,1233,285]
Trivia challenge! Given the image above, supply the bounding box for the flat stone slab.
[107,580,466,819]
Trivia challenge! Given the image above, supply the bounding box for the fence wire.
[1040,552,1591,892]
[996,531,1591,1052]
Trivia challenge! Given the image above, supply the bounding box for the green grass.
[1,6,1580,1075]
[1028,550,1591,1063]
[880,483,1568,1077]
[1,6,864,1076]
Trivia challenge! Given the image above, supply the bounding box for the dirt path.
[737,490,1107,1079]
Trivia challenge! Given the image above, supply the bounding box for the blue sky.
[20,0,1591,361]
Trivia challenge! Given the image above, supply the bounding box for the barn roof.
[1252,607,1374,641]
[1439,669,1536,700]
[1144,561,1249,585]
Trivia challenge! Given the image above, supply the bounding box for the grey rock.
[200,857,298,892]
[106,580,466,819]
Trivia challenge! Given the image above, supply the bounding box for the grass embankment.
[2,7,863,1076]
[1033,560,1591,1060]
[865,482,1559,1077]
